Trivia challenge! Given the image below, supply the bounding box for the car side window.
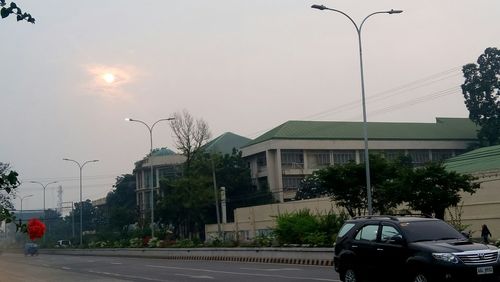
[381,225,402,243]
[354,224,379,241]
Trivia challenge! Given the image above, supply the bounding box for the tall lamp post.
[29,181,58,242]
[29,181,58,222]
[19,194,33,221]
[125,117,175,238]
[311,4,402,215]
[63,158,99,247]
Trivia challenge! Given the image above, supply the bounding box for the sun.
[102,73,116,84]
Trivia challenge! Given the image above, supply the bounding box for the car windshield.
[399,220,465,242]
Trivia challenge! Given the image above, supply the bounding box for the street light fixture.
[63,158,99,247]
[125,117,175,238]
[311,4,402,215]
[29,180,58,242]
[19,194,33,221]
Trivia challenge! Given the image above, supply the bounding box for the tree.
[0,1,35,23]
[298,155,407,217]
[170,110,211,174]
[0,162,19,223]
[104,174,137,232]
[402,162,480,219]
[211,149,274,222]
[462,47,500,146]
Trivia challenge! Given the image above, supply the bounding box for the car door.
[373,223,408,280]
[350,223,380,276]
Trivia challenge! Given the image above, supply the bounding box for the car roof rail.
[353,213,434,221]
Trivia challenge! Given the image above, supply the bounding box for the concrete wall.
[206,198,339,241]
[458,171,500,240]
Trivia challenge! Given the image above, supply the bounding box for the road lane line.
[175,273,214,279]
[87,270,170,282]
[146,265,339,281]
[240,267,301,271]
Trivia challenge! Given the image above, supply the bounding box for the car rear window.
[399,220,464,242]
[338,223,355,238]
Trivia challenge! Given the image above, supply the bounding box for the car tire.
[343,268,358,282]
[413,272,431,282]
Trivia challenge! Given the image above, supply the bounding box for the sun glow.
[102,73,116,84]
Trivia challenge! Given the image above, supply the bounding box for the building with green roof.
[133,147,186,219]
[133,133,250,220]
[445,144,500,238]
[241,117,479,202]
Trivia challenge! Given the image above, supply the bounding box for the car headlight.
[432,253,459,264]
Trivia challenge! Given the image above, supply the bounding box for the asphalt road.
[0,253,340,282]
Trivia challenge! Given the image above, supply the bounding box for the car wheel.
[413,273,431,282]
[344,268,358,282]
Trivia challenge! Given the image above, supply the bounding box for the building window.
[408,150,430,166]
[281,150,304,169]
[384,150,406,161]
[159,166,180,181]
[432,149,454,161]
[257,153,267,172]
[333,150,356,165]
[137,173,143,189]
[282,176,303,191]
[309,150,330,169]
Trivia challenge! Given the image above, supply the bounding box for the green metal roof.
[445,144,500,174]
[150,147,175,156]
[203,132,251,155]
[244,118,478,147]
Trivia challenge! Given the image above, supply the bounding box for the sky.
[1,0,499,211]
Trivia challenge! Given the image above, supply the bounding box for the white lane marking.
[240,267,301,271]
[87,270,170,282]
[146,265,339,281]
[61,266,71,270]
[110,262,123,265]
[175,273,214,279]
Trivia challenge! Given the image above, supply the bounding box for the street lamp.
[29,181,58,243]
[29,181,58,222]
[311,4,402,215]
[125,117,174,238]
[63,158,99,247]
[19,194,33,221]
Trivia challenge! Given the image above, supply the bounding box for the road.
[0,253,340,282]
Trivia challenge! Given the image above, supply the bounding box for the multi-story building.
[241,117,479,202]
[133,148,186,220]
[133,132,250,220]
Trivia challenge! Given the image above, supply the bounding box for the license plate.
[477,266,494,275]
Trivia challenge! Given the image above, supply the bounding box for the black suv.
[334,216,500,282]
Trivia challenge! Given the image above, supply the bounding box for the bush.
[274,209,347,247]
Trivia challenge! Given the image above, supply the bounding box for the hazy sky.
[2,1,499,211]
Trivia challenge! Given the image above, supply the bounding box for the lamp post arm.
[323,7,360,33]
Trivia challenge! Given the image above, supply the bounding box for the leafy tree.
[104,174,137,232]
[158,173,214,239]
[298,155,478,219]
[71,200,99,235]
[0,162,19,223]
[462,47,500,146]
[298,155,407,217]
[402,162,480,219]
[0,1,35,23]
[212,150,274,222]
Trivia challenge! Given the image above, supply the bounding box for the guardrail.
[41,247,334,266]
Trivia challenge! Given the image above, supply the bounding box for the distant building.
[445,144,500,238]
[241,117,479,202]
[133,147,186,220]
[132,133,251,221]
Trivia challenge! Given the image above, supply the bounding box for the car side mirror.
[388,236,405,245]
